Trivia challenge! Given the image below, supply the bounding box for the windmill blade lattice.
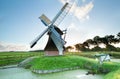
[53,2,74,26]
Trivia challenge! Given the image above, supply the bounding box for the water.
[0,68,104,79]
[111,59,120,63]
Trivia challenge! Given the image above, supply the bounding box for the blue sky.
[0,0,120,50]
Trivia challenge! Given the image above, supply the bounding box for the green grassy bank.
[26,55,120,79]
[104,67,120,79]
[28,56,95,70]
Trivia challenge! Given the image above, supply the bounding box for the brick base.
[45,51,59,56]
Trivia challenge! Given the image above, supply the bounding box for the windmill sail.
[30,27,49,48]
[39,14,51,26]
[40,2,71,27]
[53,2,73,26]
[30,3,71,48]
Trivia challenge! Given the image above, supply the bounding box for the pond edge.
[32,66,80,74]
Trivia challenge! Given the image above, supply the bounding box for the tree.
[111,38,119,44]
[117,32,120,38]
[85,39,94,48]
[100,37,108,46]
[91,46,102,51]
[105,44,117,51]
[100,35,114,46]
[105,35,115,44]
[65,46,74,52]
[74,43,88,51]
[93,36,101,46]
[83,42,89,49]
[117,32,120,42]
[74,44,81,52]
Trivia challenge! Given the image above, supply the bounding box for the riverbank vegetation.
[26,55,120,79]
[104,67,120,79]
[28,56,120,71]
[28,56,94,70]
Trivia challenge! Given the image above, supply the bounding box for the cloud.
[0,45,5,50]
[65,22,108,46]
[59,0,94,21]
[58,0,94,45]
[0,41,29,52]
[73,2,93,21]
[65,23,88,46]
[67,23,78,31]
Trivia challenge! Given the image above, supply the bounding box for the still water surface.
[0,68,104,79]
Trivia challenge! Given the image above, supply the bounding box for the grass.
[27,55,120,71]
[100,62,120,79]
[29,56,77,70]
[66,51,120,58]
[0,52,44,66]
[102,62,120,71]
[27,56,95,70]
[104,68,120,79]
[0,51,119,66]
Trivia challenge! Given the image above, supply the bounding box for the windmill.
[30,2,73,56]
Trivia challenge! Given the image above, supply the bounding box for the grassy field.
[66,51,120,58]
[0,51,120,66]
[0,52,44,66]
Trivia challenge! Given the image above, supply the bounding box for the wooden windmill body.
[44,26,64,56]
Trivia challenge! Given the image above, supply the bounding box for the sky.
[0,0,120,51]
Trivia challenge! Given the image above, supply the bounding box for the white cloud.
[65,22,109,46]
[65,23,88,46]
[0,41,29,52]
[59,0,94,21]
[71,1,94,21]
[56,0,95,46]
[67,23,78,30]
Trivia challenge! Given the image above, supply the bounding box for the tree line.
[66,32,120,52]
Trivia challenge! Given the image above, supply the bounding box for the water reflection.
[111,59,120,63]
[0,68,104,79]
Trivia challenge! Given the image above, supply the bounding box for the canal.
[0,67,104,79]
